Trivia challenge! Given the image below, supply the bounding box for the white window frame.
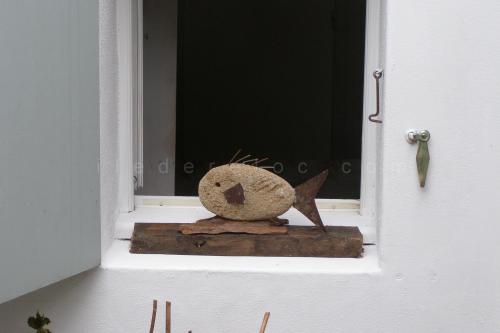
[116,0,382,243]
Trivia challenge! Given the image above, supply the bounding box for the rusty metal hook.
[369,70,383,123]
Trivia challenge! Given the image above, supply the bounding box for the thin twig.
[259,312,271,333]
[166,301,171,333]
[149,300,158,333]
[234,154,251,163]
[229,148,242,164]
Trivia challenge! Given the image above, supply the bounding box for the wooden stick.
[165,301,172,333]
[149,300,158,333]
[259,312,270,333]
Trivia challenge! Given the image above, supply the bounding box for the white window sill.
[102,240,380,275]
[109,196,378,275]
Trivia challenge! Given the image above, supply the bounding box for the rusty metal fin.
[293,170,329,231]
[224,183,245,204]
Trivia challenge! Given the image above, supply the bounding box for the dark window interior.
[175,0,366,198]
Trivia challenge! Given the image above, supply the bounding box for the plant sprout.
[27,311,51,333]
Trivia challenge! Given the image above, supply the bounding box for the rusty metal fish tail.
[293,169,329,231]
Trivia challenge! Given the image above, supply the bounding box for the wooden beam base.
[130,223,363,258]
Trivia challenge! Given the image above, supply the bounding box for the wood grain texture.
[130,223,363,258]
[180,218,287,235]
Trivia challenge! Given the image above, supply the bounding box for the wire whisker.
[242,158,259,164]
[254,157,269,165]
[234,154,251,163]
[229,148,242,164]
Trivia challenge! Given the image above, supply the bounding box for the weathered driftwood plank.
[180,217,288,235]
[130,223,363,258]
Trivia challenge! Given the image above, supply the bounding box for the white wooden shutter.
[0,0,100,303]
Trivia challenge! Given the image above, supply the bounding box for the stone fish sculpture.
[198,154,329,231]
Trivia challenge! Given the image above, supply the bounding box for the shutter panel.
[0,0,100,303]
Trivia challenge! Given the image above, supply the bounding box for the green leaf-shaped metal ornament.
[415,130,430,187]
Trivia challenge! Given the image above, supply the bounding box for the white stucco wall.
[1,0,500,332]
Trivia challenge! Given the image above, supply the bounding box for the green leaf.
[27,316,38,329]
[27,311,51,331]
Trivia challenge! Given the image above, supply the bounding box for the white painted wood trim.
[135,195,360,210]
[359,0,382,218]
[0,0,100,303]
[117,0,135,212]
[136,0,144,188]
[118,0,382,223]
